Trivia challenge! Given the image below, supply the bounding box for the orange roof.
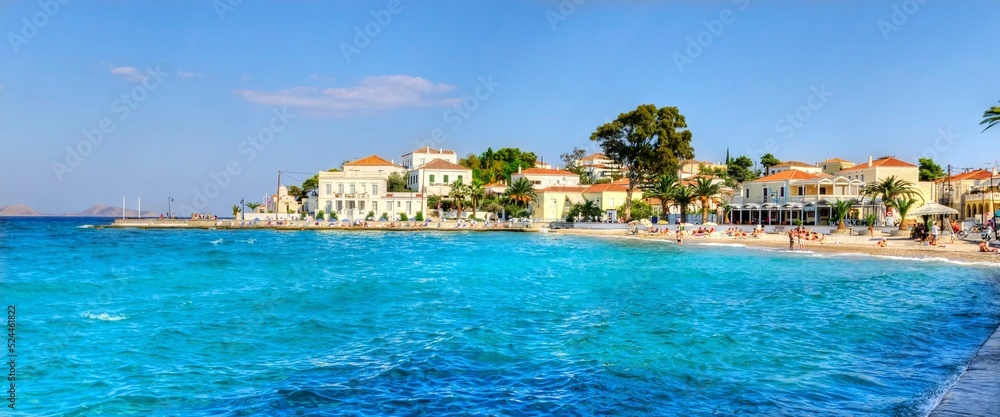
[516,167,577,176]
[537,186,589,193]
[344,155,396,166]
[839,157,916,172]
[581,153,607,161]
[773,160,814,167]
[403,146,455,156]
[936,169,994,183]
[416,158,468,170]
[751,170,823,182]
[823,157,852,163]
[584,180,630,193]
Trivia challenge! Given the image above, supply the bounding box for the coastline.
[552,228,1000,266]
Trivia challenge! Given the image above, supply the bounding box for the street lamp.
[168,197,173,219]
[240,198,245,221]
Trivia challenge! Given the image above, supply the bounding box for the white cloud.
[109,66,147,83]
[309,74,334,82]
[234,75,461,115]
[177,71,201,78]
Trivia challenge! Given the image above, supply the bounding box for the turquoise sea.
[1,217,999,416]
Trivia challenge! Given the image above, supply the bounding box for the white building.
[766,161,822,176]
[407,158,473,197]
[511,166,580,189]
[401,147,457,169]
[315,155,425,221]
[579,153,624,179]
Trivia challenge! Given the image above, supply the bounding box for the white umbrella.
[909,202,959,216]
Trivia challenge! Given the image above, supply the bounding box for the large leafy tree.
[691,177,722,224]
[301,174,319,193]
[918,157,946,181]
[760,153,781,174]
[590,104,695,221]
[643,173,679,219]
[386,172,408,192]
[560,147,588,175]
[982,101,1000,132]
[504,177,537,208]
[726,155,758,186]
[618,199,653,221]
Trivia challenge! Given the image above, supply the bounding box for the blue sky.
[1,0,998,214]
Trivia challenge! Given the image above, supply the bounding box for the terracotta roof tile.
[936,169,994,183]
[751,170,823,182]
[773,161,815,167]
[403,146,456,156]
[344,155,396,166]
[538,186,589,193]
[822,157,852,163]
[838,157,917,172]
[416,158,468,170]
[581,153,607,161]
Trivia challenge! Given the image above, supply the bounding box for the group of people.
[912,222,943,245]
[786,227,826,250]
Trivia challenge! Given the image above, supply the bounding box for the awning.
[565,193,585,205]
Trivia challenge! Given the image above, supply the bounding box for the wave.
[694,243,746,248]
[77,224,95,229]
[211,238,224,245]
[81,311,128,321]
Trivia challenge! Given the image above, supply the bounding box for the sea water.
[1,217,998,416]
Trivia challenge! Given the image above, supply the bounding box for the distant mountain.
[0,204,157,217]
[0,204,42,216]
[69,205,158,218]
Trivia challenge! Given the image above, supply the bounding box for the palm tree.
[505,177,537,208]
[671,186,695,224]
[691,177,722,224]
[469,180,485,215]
[643,173,679,220]
[580,199,601,221]
[831,199,856,231]
[859,176,921,220]
[721,203,735,225]
[231,205,241,218]
[891,196,919,231]
[245,202,261,213]
[449,180,469,219]
[982,101,1000,132]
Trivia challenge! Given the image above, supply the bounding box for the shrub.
[415,211,424,221]
[399,212,409,221]
[316,210,325,221]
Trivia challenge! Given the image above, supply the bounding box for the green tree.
[643,173,679,219]
[386,172,408,192]
[891,196,919,231]
[231,205,241,218]
[918,157,946,181]
[414,211,424,221]
[560,147,588,175]
[981,101,1000,132]
[590,104,695,221]
[831,199,856,230]
[580,199,601,221]
[328,211,338,221]
[726,155,758,186]
[468,180,485,212]
[618,199,653,221]
[671,186,695,223]
[245,202,261,212]
[691,178,722,224]
[760,153,780,174]
[859,175,922,212]
[301,174,319,193]
[449,179,469,218]
[316,210,325,221]
[504,177,537,208]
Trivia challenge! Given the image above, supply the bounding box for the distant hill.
[0,204,42,216]
[69,205,158,217]
[0,204,157,217]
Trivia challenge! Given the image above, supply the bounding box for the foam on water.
[80,311,128,321]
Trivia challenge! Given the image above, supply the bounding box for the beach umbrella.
[909,202,959,216]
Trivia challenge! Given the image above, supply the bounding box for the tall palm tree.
[691,177,722,224]
[245,202,261,213]
[505,177,537,208]
[982,101,1000,132]
[449,180,469,218]
[671,186,695,224]
[231,205,241,218]
[859,175,921,214]
[469,180,485,214]
[831,199,856,231]
[643,173,679,219]
[891,196,919,231]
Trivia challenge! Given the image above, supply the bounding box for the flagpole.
[123,196,126,219]
[138,197,141,219]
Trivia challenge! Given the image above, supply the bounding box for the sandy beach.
[553,228,1000,265]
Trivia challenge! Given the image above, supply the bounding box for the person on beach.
[979,240,998,253]
[796,227,805,250]
[676,228,683,244]
[874,238,887,247]
[931,222,940,245]
[788,229,795,250]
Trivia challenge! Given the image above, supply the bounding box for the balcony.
[965,192,1000,203]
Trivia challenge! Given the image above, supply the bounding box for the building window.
[430,174,435,184]
[419,158,425,166]
[338,184,344,194]
[406,201,412,213]
[361,184,367,194]
[325,201,332,212]
[325,184,332,195]
[444,175,449,183]
[336,201,343,211]
[359,201,365,211]
[373,202,378,212]
[797,186,804,195]
[763,187,768,198]
[780,187,785,197]
[372,184,378,195]
[820,186,828,194]
[350,184,356,194]
[609,198,614,207]
[861,174,865,182]
[745,188,750,198]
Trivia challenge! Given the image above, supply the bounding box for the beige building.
[533,185,590,221]
[579,153,624,179]
[407,158,472,197]
[679,159,726,179]
[512,167,580,189]
[401,147,457,169]
[817,157,856,175]
[766,161,821,176]
[934,169,993,216]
